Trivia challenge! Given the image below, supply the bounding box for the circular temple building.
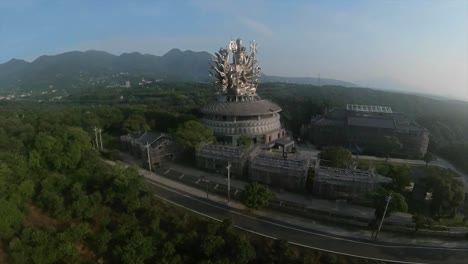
[200,38,286,146]
[196,38,295,181]
[200,94,285,145]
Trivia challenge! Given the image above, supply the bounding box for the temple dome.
[201,96,282,117]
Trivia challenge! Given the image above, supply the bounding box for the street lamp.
[146,142,152,172]
[226,162,231,203]
[374,191,392,240]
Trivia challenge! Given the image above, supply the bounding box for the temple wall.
[201,114,281,137]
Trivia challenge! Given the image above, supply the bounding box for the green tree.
[380,164,411,192]
[61,127,93,170]
[423,152,434,166]
[238,134,253,149]
[241,182,274,210]
[0,199,23,239]
[173,120,214,151]
[320,146,352,168]
[381,136,401,161]
[200,234,225,257]
[412,214,434,231]
[34,132,63,170]
[427,169,465,217]
[370,188,408,219]
[273,239,295,264]
[123,114,150,133]
[28,150,42,171]
[94,106,124,130]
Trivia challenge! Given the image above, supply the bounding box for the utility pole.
[201,176,209,199]
[93,127,99,150]
[375,192,392,240]
[98,128,103,150]
[226,162,232,203]
[146,141,152,172]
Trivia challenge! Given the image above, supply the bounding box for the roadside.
[107,156,468,249]
[298,143,468,192]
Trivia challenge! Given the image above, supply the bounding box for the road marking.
[146,179,468,252]
[152,190,427,264]
[154,193,221,223]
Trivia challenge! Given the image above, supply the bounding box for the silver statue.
[209,38,261,96]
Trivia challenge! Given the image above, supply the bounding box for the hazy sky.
[1,0,467,99]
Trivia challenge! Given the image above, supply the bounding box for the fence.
[150,167,468,239]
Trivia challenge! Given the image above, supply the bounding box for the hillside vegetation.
[0,102,383,264]
[20,81,467,173]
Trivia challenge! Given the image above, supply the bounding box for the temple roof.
[347,116,396,129]
[201,98,282,116]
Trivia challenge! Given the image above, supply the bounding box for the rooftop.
[251,153,310,171]
[136,131,164,145]
[201,96,282,116]
[346,104,393,114]
[316,166,392,184]
[196,143,249,159]
[347,116,396,129]
[311,105,425,131]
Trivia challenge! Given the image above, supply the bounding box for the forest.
[1,81,467,263]
[0,101,382,263]
[61,81,468,173]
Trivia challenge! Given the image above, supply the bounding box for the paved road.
[145,178,468,264]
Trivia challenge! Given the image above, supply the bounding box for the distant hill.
[260,75,356,87]
[0,49,213,91]
[0,49,355,92]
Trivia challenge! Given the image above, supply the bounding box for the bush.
[241,182,274,210]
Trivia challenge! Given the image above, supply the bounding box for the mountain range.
[0,49,355,92]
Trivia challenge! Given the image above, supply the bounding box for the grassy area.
[437,215,468,227]
[356,158,458,178]
[355,158,418,171]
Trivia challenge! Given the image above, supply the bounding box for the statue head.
[236,38,243,49]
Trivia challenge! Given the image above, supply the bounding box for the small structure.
[120,131,177,167]
[312,159,391,200]
[249,152,310,191]
[195,143,250,179]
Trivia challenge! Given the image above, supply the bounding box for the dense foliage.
[0,103,379,264]
[369,188,408,219]
[319,146,353,168]
[426,169,465,218]
[242,182,274,210]
[2,80,467,262]
[172,120,214,151]
[14,81,468,174]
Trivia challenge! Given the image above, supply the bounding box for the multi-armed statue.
[209,38,261,96]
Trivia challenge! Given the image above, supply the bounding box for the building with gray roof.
[120,131,178,166]
[302,104,429,158]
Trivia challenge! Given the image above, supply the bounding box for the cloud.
[238,17,273,37]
